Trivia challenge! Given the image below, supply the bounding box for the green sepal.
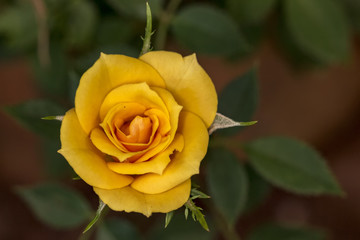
[41,115,64,121]
[191,188,211,200]
[83,199,107,234]
[184,199,209,232]
[164,211,174,228]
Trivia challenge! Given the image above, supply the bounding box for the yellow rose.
[58,51,217,216]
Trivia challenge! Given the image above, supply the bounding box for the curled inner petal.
[90,83,183,165]
[118,116,152,143]
[107,134,184,175]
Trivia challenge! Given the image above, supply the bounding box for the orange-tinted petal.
[151,86,182,144]
[131,111,208,194]
[90,127,138,161]
[107,134,184,175]
[99,82,168,121]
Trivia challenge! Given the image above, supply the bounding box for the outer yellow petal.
[75,53,166,134]
[94,179,191,217]
[140,51,218,127]
[107,134,184,175]
[58,109,133,189]
[131,111,209,194]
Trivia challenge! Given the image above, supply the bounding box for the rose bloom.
[58,51,217,216]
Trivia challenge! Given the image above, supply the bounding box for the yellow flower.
[58,51,217,216]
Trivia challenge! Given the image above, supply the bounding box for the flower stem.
[140,2,153,56]
[31,0,50,67]
[154,0,182,50]
[210,206,242,240]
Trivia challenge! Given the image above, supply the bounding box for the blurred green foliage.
[283,0,350,64]
[172,4,249,57]
[244,136,344,196]
[16,183,93,229]
[217,67,258,136]
[206,148,248,226]
[96,217,142,240]
[0,0,357,65]
[4,99,65,138]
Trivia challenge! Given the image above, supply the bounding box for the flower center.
[117,116,152,144]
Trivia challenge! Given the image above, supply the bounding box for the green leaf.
[217,67,258,135]
[65,0,98,50]
[16,183,92,229]
[31,45,68,96]
[96,218,141,240]
[343,0,360,33]
[171,4,249,57]
[247,223,326,240]
[42,138,72,178]
[276,18,321,67]
[106,0,163,19]
[227,0,277,25]
[4,99,65,139]
[150,213,213,240]
[83,199,107,233]
[244,165,271,213]
[244,137,344,195]
[165,211,174,228]
[283,0,351,64]
[206,148,248,225]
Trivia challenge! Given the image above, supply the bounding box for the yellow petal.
[98,83,182,163]
[99,82,168,121]
[140,51,218,127]
[94,179,191,217]
[58,109,133,189]
[90,127,138,161]
[114,109,161,152]
[122,116,152,143]
[91,126,168,164]
[131,111,209,194]
[145,108,170,135]
[75,53,166,134]
[132,135,170,163]
[99,102,149,153]
[151,87,183,144]
[107,134,184,175]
